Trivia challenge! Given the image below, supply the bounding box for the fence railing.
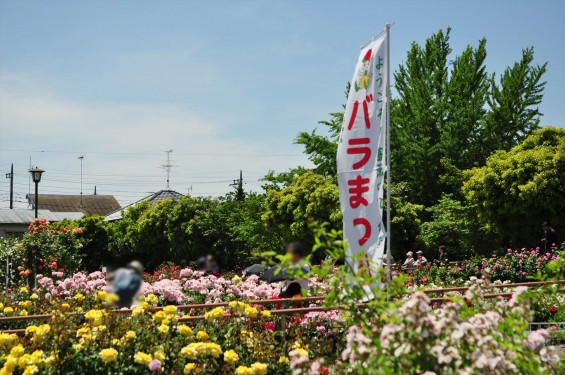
[2,280,563,335]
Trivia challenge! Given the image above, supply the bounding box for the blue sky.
[1,0,564,207]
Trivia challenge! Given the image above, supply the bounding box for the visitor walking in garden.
[434,245,449,264]
[109,260,144,308]
[541,222,559,251]
[279,242,311,297]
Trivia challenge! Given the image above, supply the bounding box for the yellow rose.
[196,331,209,341]
[134,351,152,365]
[244,306,258,318]
[278,356,289,364]
[261,310,271,318]
[163,305,177,315]
[18,353,31,368]
[158,324,170,334]
[145,294,158,305]
[10,345,25,357]
[132,306,145,316]
[19,287,28,293]
[204,307,225,321]
[99,348,118,363]
[124,331,136,340]
[184,363,196,374]
[19,309,28,316]
[30,294,39,300]
[153,351,166,361]
[223,349,239,365]
[74,293,85,300]
[228,301,246,312]
[3,356,18,372]
[60,303,70,310]
[95,290,108,302]
[251,362,268,375]
[177,324,192,336]
[73,343,84,351]
[3,306,14,314]
[22,365,38,375]
[235,366,253,375]
[153,311,165,322]
[29,350,44,365]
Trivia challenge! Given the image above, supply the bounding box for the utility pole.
[78,156,84,208]
[5,164,14,209]
[230,170,245,201]
[161,150,173,189]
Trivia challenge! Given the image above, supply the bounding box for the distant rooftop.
[104,190,184,221]
[0,209,84,225]
[27,194,121,216]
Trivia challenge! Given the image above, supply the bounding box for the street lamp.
[29,167,44,219]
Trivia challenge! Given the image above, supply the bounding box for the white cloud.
[0,75,311,207]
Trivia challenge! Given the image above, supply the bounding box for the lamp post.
[29,167,44,219]
[27,167,44,287]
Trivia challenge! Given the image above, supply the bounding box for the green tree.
[484,47,547,154]
[262,171,342,250]
[417,194,496,259]
[391,28,547,207]
[53,216,114,272]
[463,127,565,247]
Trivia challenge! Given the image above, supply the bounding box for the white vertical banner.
[337,33,388,275]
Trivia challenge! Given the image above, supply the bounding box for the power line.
[0,148,303,157]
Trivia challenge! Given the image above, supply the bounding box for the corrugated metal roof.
[0,209,83,224]
[27,194,121,216]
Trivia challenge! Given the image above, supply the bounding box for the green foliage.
[463,127,565,247]
[18,219,84,280]
[485,47,547,153]
[262,171,341,250]
[391,28,547,207]
[53,216,113,272]
[389,183,425,259]
[417,195,496,259]
[0,236,20,285]
[109,194,283,271]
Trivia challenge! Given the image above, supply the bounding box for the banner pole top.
[360,22,395,50]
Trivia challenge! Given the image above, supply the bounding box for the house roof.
[27,194,121,216]
[104,190,183,221]
[0,209,84,225]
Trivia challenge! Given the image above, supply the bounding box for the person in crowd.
[414,251,428,267]
[541,222,559,251]
[206,254,220,273]
[280,242,310,298]
[435,245,449,264]
[196,257,208,272]
[403,251,414,269]
[109,260,144,308]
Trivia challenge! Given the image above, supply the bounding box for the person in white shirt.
[414,250,428,267]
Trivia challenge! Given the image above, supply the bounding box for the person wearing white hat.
[414,251,428,267]
[403,251,415,269]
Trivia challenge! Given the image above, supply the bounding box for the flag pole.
[385,23,392,284]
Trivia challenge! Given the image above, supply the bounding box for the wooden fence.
[1,279,563,335]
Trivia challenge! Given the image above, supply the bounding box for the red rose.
[264,322,275,331]
[320,367,329,375]
[549,306,558,314]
